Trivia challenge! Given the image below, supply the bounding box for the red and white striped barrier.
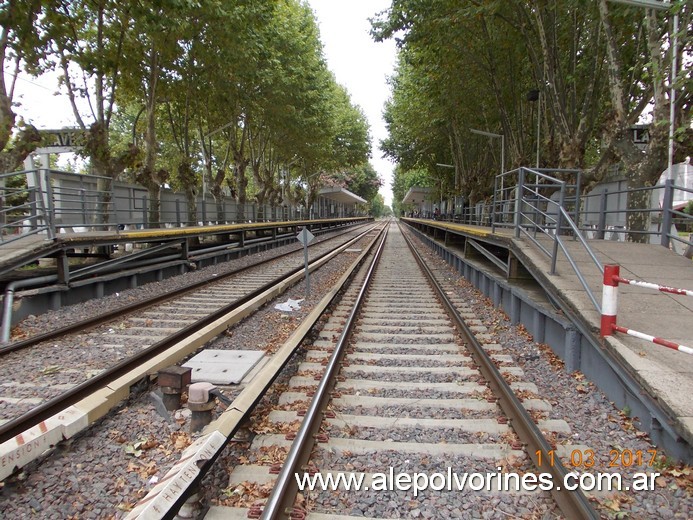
[601,264,693,355]
[612,275,693,297]
[611,325,693,355]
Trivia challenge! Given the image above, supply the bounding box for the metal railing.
[0,169,365,243]
[489,168,604,312]
[601,264,693,355]
[579,180,693,254]
[410,165,692,327]
[484,166,693,312]
[415,166,692,261]
[0,170,54,243]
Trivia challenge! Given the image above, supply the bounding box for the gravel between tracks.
[404,226,692,519]
[9,227,360,342]
[3,223,690,519]
[0,230,372,519]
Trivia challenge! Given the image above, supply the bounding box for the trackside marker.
[125,431,226,519]
[0,406,87,480]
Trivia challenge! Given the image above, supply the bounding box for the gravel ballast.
[0,227,377,518]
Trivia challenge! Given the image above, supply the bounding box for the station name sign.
[36,128,89,153]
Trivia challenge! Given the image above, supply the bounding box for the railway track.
[4,220,683,518]
[250,222,596,518]
[134,221,598,519]
[0,223,380,479]
[1,224,371,353]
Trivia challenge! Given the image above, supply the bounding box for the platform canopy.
[319,186,367,204]
[402,186,432,205]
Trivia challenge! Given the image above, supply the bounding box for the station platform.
[0,217,369,278]
[402,218,693,457]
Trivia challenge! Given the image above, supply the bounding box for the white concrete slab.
[183,349,265,385]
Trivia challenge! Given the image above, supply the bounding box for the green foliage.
[391,165,431,216]
[4,0,372,212]
[683,201,693,216]
[329,162,382,203]
[369,193,385,217]
[374,0,691,205]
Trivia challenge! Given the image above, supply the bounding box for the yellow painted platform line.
[401,218,511,239]
[116,218,366,240]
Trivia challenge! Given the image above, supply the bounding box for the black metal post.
[660,179,675,248]
[597,190,608,240]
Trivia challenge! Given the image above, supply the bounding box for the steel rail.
[0,224,374,355]
[149,221,391,520]
[0,226,375,446]
[260,224,390,520]
[399,223,600,520]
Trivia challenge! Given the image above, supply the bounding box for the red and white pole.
[612,325,693,355]
[601,264,619,337]
[612,275,693,297]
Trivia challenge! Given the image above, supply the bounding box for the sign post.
[296,226,315,297]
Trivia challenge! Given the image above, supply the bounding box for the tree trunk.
[625,183,651,243]
[87,122,116,226]
[0,126,41,174]
[147,184,161,228]
[234,158,249,221]
[95,176,113,227]
[211,187,224,225]
[178,160,197,225]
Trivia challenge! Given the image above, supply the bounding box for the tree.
[5,0,373,230]
[374,0,606,194]
[370,193,385,217]
[0,0,44,172]
[373,0,691,241]
[37,0,140,223]
[597,0,691,240]
[323,161,382,216]
[123,1,192,227]
[391,164,431,216]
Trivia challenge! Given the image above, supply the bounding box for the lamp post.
[607,0,678,178]
[527,89,541,168]
[470,128,505,175]
[436,162,457,188]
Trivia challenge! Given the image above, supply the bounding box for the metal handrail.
[504,168,604,312]
[0,169,368,243]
